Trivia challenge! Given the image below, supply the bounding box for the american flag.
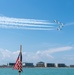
[14,46,22,72]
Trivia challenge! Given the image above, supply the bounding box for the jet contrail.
[0,24,55,30]
[0,16,53,25]
[0,16,55,30]
[65,22,74,26]
[0,21,54,28]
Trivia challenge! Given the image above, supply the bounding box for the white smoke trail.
[0,21,54,28]
[0,16,55,30]
[0,16,53,25]
[65,22,74,26]
[0,25,55,30]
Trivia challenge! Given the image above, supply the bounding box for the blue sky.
[0,0,74,65]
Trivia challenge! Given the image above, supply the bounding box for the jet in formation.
[54,20,64,31]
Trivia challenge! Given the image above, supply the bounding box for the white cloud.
[0,49,19,64]
[0,46,73,65]
[46,46,73,53]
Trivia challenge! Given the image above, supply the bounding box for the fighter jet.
[57,27,61,31]
[54,20,61,24]
[54,20,64,31]
[61,23,64,27]
[54,20,57,23]
[57,26,62,31]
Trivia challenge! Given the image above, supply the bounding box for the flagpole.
[18,71,20,75]
[20,44,22,72]
[14,45,23,75]
[18,45,22,75]
[18,71,21,75]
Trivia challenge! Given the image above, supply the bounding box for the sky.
[0,0,74,66]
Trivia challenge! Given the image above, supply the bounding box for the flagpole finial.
[20,45,22,52]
